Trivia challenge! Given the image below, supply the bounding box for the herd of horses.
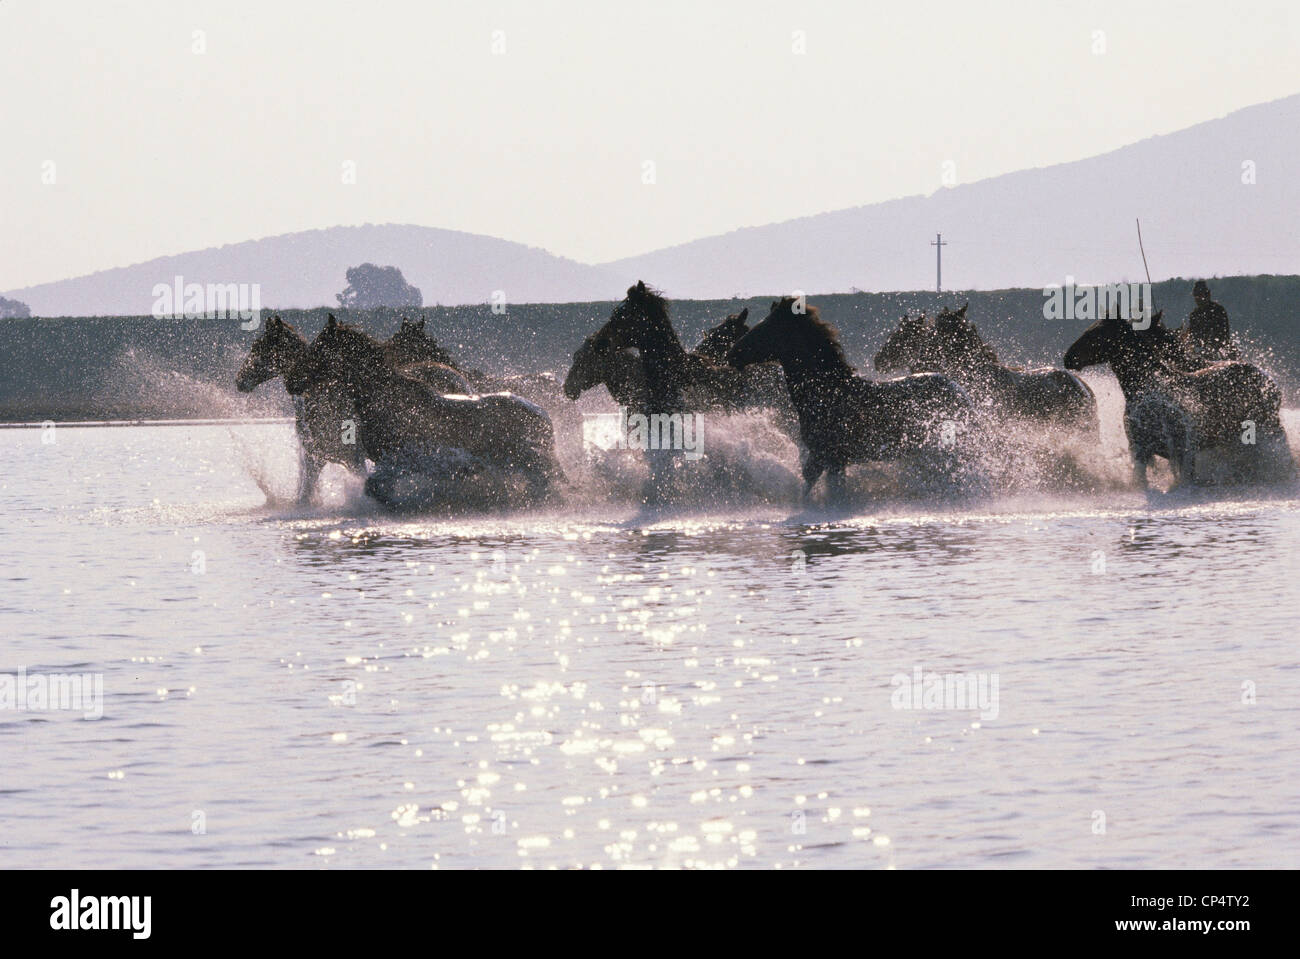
[235,281,1292,508]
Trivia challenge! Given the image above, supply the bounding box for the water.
[3,381,1299,869]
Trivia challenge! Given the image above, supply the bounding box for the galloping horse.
[693,308,751,363]
[1064,312,1289,486]
[566,283,795,428]
[729,297,978,500]
[384,317,477,394]
[385,316,459,369]
[561,307,759,408]
[388,314,567,409]
[236,315,478,501]
[283,317,564,507]
[236,315,366,502]
[875,304,1098,436]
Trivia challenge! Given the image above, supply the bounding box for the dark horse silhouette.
[1064,312,1290,486]
[283,317,564,508]
[875,304,1098,436]
[693,307,751,363]
[728,297,978,500]
[564,283,794,430]
[390,315,567,409]
[236,315,478,502]
[561,306,756,407]
[236,315,366,502]
[385,316,460,369]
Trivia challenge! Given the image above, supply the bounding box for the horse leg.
[1129,446,1150,490]
[825,466,848,504]
[347,434,367,476]
[801,458,824,503]
[642,448,675,505]
[298,449,322,504]
[517,442,565,502]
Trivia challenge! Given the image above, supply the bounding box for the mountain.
[600,94,1300,297]
[3,224,626,316]
[6,94,1300,312]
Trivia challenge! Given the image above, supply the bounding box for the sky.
[2,0,1298,290]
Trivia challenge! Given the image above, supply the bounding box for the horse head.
[873,314,933,373]
[562,332,645,402]
[564,333,614,399]
[284,315,386,396]
[1063,312,1141,371]
[386,315,454,367]
[932,302,998,369]
[693,307,751,362]
[728,297,852,380]
[588,280,682,357]
[235,315,304,392]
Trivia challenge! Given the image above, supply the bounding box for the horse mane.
[935,303,1000,366]
[265,314,306,343]
[321,316,387,363]
[773,298,856,378]
[615,281,685,355]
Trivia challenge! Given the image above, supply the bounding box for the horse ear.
[738,308,749,322]
[959,302,969,316]
[416,317,425,330]
[327,314,337,330]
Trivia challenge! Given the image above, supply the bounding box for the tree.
[336,263,422,309]
[0,296,31,319]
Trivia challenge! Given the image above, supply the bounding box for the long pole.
[1136,218,1154,320]
[1135,218,1151,285]
[931,233,947,293]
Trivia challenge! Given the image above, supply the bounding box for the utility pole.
[931,233,947,293]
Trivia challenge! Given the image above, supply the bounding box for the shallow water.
[3,388,1299,869]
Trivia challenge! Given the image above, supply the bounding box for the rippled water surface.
[3,399,1300,869]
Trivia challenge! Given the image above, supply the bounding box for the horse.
[693,308,750,363]
[571,283,796,430]
[235,315,366,503]
[384,317,477,394]
[560,308,758,407]
[728,297,979,501]
[388,314,568,409]
[1063,312,1290,486]
[282,317,564,508]
[385,316,459,369]
[875,304,1099,436]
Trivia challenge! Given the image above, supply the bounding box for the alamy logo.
[0,667,103,719]
[151,275,261,330]
[50,889,151,939]
[582,406,705,460]
[1042,277,1152,329]
[890,666,999,720]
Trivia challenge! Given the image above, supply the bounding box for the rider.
[1183,280,1237,364]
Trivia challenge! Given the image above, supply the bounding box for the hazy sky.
[3,0,1298,289]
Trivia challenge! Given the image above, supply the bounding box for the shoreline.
[0,416,295,429]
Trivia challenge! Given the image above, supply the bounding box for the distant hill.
[601,94,1300,297]
[5,94,1300,312]
[3,224,627,316]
